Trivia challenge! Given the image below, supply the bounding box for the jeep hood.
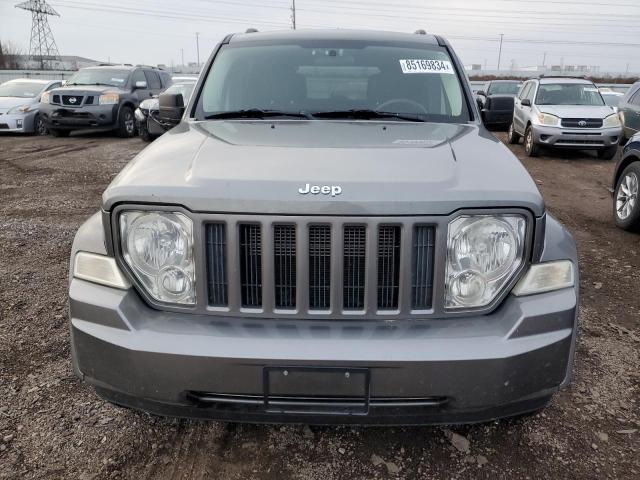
[538,105,616,119]
[103,120,544,216]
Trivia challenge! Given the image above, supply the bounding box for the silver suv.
[508,77,622,159]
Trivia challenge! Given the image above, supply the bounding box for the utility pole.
[497,33,504,71]
[291,0,296,30]
[195,32,200,70]
[181,48,184,69]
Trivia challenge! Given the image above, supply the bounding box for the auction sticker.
[399,59,455,74]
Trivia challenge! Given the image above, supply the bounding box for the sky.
[1,0,639,73]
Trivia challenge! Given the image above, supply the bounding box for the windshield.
[0,82,44,98]
[602,94,621,108]
[166,82,195,101]
[66,69,130,88]
[198,42,470,123]
[487,82,521,95]
[536,83,605,106]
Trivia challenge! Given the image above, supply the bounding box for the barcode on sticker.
[399,59,455,74]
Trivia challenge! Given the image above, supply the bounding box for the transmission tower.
[15,0,61,69]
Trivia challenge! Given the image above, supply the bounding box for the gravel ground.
[0,130,638,479]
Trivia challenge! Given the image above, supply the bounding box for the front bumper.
[40,103,118,130]
[70,277,577,425]
[0,111,36,133]
[532,124,622,149]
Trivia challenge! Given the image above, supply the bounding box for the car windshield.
[487,82,521,95]
[0,82,44,98]
[166,82,196,101]
[198,41,470,123]
[66,69,130,87]
[536,83,605,106]
[602,94,621,108]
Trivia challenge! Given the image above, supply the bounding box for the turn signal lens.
[512,260,574,296]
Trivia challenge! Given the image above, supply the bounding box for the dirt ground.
[0,130,638,480]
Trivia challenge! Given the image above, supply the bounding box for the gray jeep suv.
[509,76,622,159]
[40,65,171,137]
[69,30,579,425]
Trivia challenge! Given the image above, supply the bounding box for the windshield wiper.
[66,82,115,87]
[310,109,425,122]
[205,108,313,120]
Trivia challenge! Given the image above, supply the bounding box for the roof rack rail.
[414,29,427,35]
[534,74,590,80]
[245,28,258,33]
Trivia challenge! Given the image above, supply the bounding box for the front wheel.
[598,145,618,160]
[524,126,540,157]
[507,123,521,144]
[33,114,48,136]
[117,106,136,138]
[614,162,640,231]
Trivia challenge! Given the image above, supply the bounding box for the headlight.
[446,215,526,309]
[41,91,51,104]
[6,104,32,114]
[603,113,621,128]
[99,92,119,105]
[120,211,195,304]
[537,113,560,127]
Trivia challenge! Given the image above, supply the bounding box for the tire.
[49,128,70,137]
[524,126,540,157]
[33,114,48,136]
[139,122,154,142]
[507,123,521,144]
[613,162,640,231]
[597,145,618,160]
[116,106,136,138]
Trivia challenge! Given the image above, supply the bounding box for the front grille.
[61,95,84,106]
[273,225,296,309]
[343,226,367,310]
[205,218,436,317]
[309,225,331,310]
[52,94,60,104]
[85,96,95,105]
[377,226,401,310]
[556,139,604,145]
[239,224,262,308]
[561,118,603,128]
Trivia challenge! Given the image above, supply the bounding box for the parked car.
[612,132,640,231]
[135,80,196,141]
[618,80,640,144]
[476,80,522,129]
[39,65,172,137]
[600,90,624,112]
[0,78,62,134]
[69,29,578,425]
[509,76,622,159]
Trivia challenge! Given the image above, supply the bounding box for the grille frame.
[108,206,535,320]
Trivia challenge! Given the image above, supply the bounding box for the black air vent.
[343,226,366,310]
[274,225,296,309]
[239,224,262,308]
[412,226,435,310]
[206,223,228,306]
[377,226,401,310]
[309,225,331,310]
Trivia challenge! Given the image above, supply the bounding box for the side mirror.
[521,98,532,107]
[477,90,486,97]
[135,80,148,89]
[158,92,185,126]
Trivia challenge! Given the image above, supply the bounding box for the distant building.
[12,54,102,70]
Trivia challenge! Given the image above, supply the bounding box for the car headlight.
[120,211,195,304]
[41,91,51,104]
[99,92,119,105]
[446,215,527,309]
[603,113,621,128]
[6,104,33,114]
[537,113,560,127]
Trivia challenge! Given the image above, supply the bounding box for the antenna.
[15,0,61,70]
